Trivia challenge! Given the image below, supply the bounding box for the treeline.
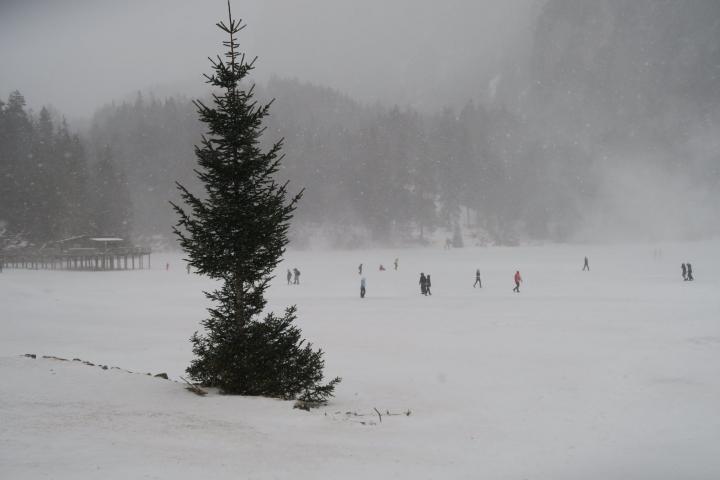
[0,91,131,245]
[87,78,589,247]
[4,1,716,247]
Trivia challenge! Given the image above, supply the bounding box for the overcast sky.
[0,0,538,119]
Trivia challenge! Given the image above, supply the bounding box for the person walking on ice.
[513,270,522,293]
[583,256,590,271]
[681,263,687,281]
[473,269,482,288]
[287,269,292,285]
[687,263,694,281]
[419,273,428,295]
[394,258,399,271]
[293,268,301,285]
[358,263,363,275]
[360,277,366,298]
[426,274,432,295]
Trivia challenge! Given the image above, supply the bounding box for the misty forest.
[3,0,718,248]
[2,1,720,479]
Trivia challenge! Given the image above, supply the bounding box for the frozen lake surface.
[2,242,719,479]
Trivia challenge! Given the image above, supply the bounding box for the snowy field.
[2,241,720,479]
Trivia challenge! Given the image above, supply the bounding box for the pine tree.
[29,107,59,242]
[172,3,339,403]
[90,146,132,237]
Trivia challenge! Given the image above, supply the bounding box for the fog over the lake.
[0,0,537,118]
[1,0,719,247]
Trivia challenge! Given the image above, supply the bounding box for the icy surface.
[2,242,720,479]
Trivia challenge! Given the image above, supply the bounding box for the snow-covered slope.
[2,242,719,479]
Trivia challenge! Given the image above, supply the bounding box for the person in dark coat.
[681,263,687,281]
[583,256,590,271]
[513,270,522,293]
[473,269,482,288]
[426,274,432,295]
[360,277,366,298]
[358,263,363,275]
[687,263,694,281]
[287,269,293,285]
[419,273,427,295]
[293,268,300,284]
[394,258,399,271]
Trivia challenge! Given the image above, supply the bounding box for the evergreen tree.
[90,146,131,237]
[30,107,64,242]
[0,92,33,239]
[172,4,340,403]
[55,120,91,237]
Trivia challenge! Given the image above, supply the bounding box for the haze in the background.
[2,0,718,245]
[0,0,537,118]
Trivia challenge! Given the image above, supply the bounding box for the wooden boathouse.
[0,236,151,271]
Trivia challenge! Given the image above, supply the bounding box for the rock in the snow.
[24,354,36,359]
[154,373,169,379]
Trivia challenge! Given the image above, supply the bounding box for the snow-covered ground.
[2,242,719,479]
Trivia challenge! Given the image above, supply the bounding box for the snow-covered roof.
[55,235,89,243]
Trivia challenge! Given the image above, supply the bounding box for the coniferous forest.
[2,0,719,248]
[0,92,130,245]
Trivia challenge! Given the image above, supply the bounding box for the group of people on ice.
[419,273,432,295]
[681,263,694,281]
[357,258,399,297]
[286,268,301,285]
[359,258,399,275]
[354,254,695,299]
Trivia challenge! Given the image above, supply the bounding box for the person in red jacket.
[513,270,522,293]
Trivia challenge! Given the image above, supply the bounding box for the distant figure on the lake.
[426,274,432,295]
[287,269,292,285]
[419,273,428,295]
[513,270,522,293]
[687,263,694,281]
[293,268,301,285]
[682,263,687,281]
[186,263,191,274]
[166,262,170,271]
[358,263,363,275]
[360,277,366,298]
[379,264,386,271]
[583,256,590,271]
[394,258,399,271]
[473,269,482,288]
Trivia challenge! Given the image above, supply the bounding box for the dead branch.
[180,376,208,396]
[373,407,383,423]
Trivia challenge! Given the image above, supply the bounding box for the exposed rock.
[43,355,68,361]
[24,354,36,359]
[154,373,169,379]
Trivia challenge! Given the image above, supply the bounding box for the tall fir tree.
[90,146,131,237]
[172,3,339,402]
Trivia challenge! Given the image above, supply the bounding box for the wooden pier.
[0,236,151,272]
